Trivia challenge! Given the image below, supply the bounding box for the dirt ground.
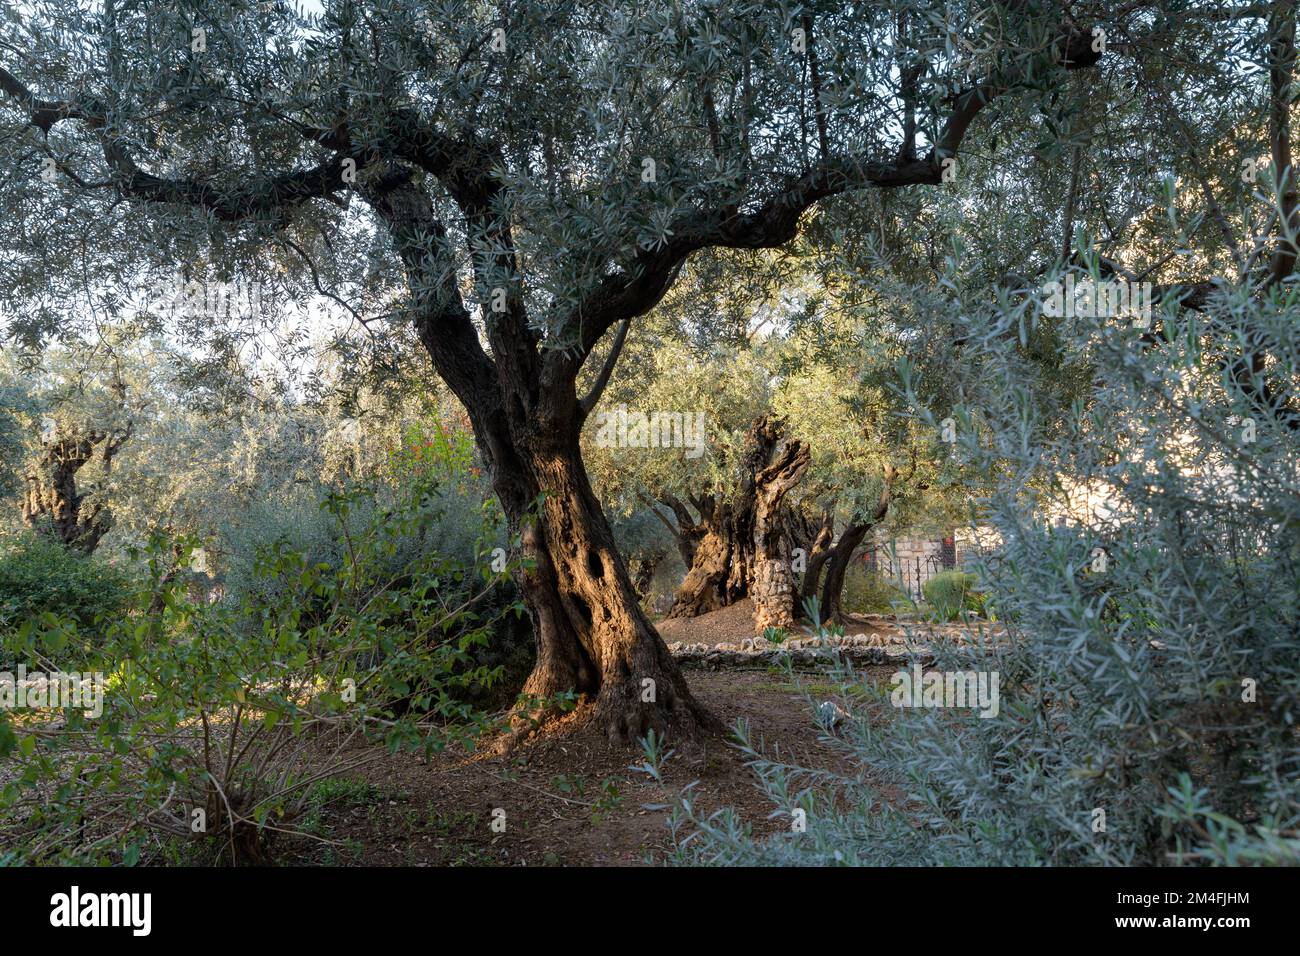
[271,602,966,867]
[279,663,896,867]
[657,598,891,646]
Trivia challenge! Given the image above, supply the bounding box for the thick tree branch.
[382,111,542,398]
[0,65,99,132]
[0,65,371,221]
[360,177,497,417]
[546,19,1105,385]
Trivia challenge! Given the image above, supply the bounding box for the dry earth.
[275,602,947,866]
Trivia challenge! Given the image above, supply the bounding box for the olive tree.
[1,0,1113,741]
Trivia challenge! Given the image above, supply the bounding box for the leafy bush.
[0,480,523,866]
[841,563,914,614]
[220,418,498,621]
[0,534,132,634]
[921,570,983,620]
[215,416,534,710]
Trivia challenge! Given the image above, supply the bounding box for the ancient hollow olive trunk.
[667,415,808,621]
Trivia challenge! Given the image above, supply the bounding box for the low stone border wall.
[667,619,1003,669]
[668,634,934,669]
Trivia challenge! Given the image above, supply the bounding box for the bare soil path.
[277,601,977,866]
[281,664,897,866]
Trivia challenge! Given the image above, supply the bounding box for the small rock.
[817,700,851,728]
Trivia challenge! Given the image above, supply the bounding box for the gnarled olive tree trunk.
[367,177,719,744]
[750,420,810,631]
[21,428,129,554]
[506,426,714,742]
[666,415,807,620]
[663,494,752,619]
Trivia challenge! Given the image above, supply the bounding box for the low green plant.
[841,563,915,614]
[921,569,983,621]
[0,480,525,866]
[0,534,133,635]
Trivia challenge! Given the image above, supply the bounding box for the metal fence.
[863,547,951,602]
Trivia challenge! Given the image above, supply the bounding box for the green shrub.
[215,421,533,710]
[0,481,527,866]
[221,420,499,624]
[921,569,983,620]
[841,563,915,614]
[0,534,132,634]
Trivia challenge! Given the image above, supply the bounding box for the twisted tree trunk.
[367,177,719,744]
[751,421,810,631]
[666,415,808,620]
[21,428,129,554]
[506,427,715,743]
[663,496,752,618]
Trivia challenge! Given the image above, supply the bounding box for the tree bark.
[666,415,807,619]
[500,422,720,743]
[663,496,752,618]
[21,428,128,554]
[819,521,873,625]
[750,419,810,631]
[794,504,836,611]
[812,464,897,624]
[363,177,720,745]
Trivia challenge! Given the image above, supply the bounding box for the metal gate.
[863,546,950,601]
